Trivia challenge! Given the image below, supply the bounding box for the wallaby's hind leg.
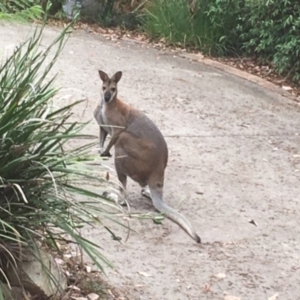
[101,170,126,205]
[117,172,127,206]
[99,127,108,153]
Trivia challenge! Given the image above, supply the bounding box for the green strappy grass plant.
[0,21,125,298]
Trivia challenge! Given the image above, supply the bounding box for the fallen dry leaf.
[87,293,100,300]
[55,258,64,265]
[67,285,81,291]
[249,219,258,226]
[204,284,210,293]
[224,296,241,300]
[282,85,293,91]
[138,271,152,277]
[268,293,279,300]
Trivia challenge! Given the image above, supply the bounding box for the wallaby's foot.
[102,191,119,203]
[103,191,128,206]
[141,186,151,199]
[100,150,112,157]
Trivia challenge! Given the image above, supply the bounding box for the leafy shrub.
[143,0,244,55]
[204,0,246,55]
[0,0,67,20]
[0,0,43,21]
[241,0,300,81]
[144,0,300,80]
[144,0,193,46]
[42,0,65,16]
[86,0,143,28]
[0,23,123,296]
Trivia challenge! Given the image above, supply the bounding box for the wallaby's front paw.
[100,151,112,157]
[102,191,119,202]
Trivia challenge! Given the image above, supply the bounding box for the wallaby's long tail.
[149,187,201,243]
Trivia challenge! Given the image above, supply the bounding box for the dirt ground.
[1,23,300,300]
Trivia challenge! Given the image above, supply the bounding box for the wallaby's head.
[98,70,122,103]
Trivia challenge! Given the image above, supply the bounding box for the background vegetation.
[31,0,294,81]
[143,0,300,81]
[4,0,296,81]
[0,0,43,21]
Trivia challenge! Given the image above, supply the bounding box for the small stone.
[282,85,292,91]
[224,296,241,300]
[214,273,226,279]
[85,265,92,273]
[6,249,67,297]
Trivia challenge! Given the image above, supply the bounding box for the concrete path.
[1,23,300,300]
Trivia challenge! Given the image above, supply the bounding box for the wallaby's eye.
[102,86,106,90]
[111,88,116,92]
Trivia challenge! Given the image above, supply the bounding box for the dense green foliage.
[144,0,300,81]
[241,0,300,81]
[0,0,43,21]
[144,0,244,55]
[0,0,66,20]
[4,0,300,81]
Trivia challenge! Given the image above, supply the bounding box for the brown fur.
[94,70,201,243]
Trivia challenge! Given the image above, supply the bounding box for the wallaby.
[93,70,201,243]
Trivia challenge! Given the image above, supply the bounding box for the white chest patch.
[100,104,112,135]
[101,104,107,123]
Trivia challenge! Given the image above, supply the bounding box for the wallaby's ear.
[98,70,109,82]
[111,71,122,83]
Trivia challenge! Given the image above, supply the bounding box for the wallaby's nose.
[104,92,111,103]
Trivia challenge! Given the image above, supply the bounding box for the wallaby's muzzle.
[104,91,111,103]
